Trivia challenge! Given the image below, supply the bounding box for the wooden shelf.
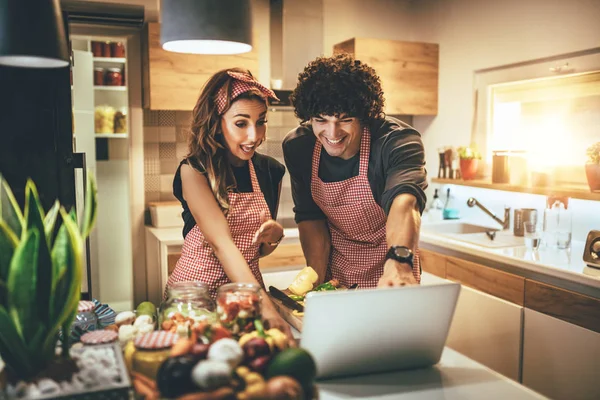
[94,86,127,91]
[93,57,126,63]
[431,178,600,201]
[95,133,128,138]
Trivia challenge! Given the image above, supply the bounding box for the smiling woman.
[164,68,293,338]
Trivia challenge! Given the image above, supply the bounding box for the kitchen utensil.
[269,286,304,312]
[348,283,359,289]
[514,208,538,237]
[583,230,600,269]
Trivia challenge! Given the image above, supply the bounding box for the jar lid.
[78,300,95,313]
[94,67,104,72]
[80,330,118,345]
[134,331,179,350]
[107,68,122,72]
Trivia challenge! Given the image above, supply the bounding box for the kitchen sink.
[424,222,500,235]
[423,222,524,248]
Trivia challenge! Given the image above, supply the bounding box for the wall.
[408,0,600,242]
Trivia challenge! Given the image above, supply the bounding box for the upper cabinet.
[142,23,260,110]
[334,38,439,115]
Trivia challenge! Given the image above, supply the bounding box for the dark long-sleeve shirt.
[282,117,428,223]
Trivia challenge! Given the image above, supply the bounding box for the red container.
[111,42,125,58]
[91,41,103,57]
[93,68,105,86]
[102,42,111,58]
[460,159,479,180]
[105,68,123,86]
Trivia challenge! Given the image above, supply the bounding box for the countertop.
[145,226,300,246]
[317,347,545,399]
[420,218,600,299]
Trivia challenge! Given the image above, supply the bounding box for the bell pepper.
[238,320,289,351]
[313,279,340,292]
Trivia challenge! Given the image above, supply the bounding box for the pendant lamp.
[160,0,252,55]
[0,0,69,68]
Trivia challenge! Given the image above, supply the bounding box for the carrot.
[177,387,236,400]
[171,337,194,357]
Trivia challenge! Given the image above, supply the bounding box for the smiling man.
[282,54,428,288]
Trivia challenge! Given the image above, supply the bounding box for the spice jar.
[93,67,105,86]
[91,41,103,57]
[105,68,123,86]
[114,110,127,133]
[160,281,216,333]
[216,283,262,336]
[131,331,179,380]
[111,42,125,58]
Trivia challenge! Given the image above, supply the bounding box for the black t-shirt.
[173,153,286,238]
[282,117,428,223]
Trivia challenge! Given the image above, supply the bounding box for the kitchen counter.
[420,219,600,299]
[317,347,546,399]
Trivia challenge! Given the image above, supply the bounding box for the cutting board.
[268,289,304,332]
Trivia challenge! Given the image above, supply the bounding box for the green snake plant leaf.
[0,305,33,378]
[44,200,60,246]
[24,180,53,327]
[48,207,82,354]
[0,174,24,239]
[7,228,40,343]
[0,220,18,299]
[80,174,98,239]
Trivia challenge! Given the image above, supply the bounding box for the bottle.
[429,189,444,221]
[543,199,572,249]
[443,188,460,220]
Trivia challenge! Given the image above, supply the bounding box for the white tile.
[160,174,174,192]
[144,127,159,143]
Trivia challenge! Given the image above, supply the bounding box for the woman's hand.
[253,211,284,245]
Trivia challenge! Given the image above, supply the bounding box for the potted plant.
[585,142,600,192]
[0,174,97,386]
[457,146,482,180]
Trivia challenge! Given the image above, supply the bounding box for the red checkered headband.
[215,71,279,115]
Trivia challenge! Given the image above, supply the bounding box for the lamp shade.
[0,0,69,68]
[160,0,252,55]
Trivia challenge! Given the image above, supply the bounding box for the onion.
[265,376,304,400]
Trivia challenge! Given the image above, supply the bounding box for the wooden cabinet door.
[419,248,446,278]
[446,285,523,381]
[522,309,600,400]
[142,23,260,110]
[333,38,438,115]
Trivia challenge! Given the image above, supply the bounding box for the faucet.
[467,197,511,230]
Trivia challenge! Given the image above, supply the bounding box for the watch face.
[393,246,411,258]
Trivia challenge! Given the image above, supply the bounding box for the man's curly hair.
[290,53,385,123]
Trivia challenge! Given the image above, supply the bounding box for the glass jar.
[131,331,178,380]
[160,281,216,332]
[102,41,111,57]
[105,68,123,86]
[70,300,99,341]
[91,41,103,57]
[114,111,127,133]
[93,67,105,86]
[94,105,115,133]
[216,283,262,336]
[111,42,125,58]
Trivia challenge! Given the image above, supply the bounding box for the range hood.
[60,0,144,28]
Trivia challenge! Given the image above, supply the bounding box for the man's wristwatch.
[385,246,414,267]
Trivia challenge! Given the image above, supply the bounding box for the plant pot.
[460,159,479,180]
[585,163,600,192]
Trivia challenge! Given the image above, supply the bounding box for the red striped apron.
[310,127,421,288]
[166,160,268,299]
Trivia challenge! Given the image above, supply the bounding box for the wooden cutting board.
[268,289,304,332]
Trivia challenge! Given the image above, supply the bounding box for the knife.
[268,286,304,312]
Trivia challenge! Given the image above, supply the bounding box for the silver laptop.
[300,282,461,379]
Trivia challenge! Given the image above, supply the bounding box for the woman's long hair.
[186,68,267,215]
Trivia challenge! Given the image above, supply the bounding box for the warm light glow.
[162,40,252,55]
[0,55,69,68]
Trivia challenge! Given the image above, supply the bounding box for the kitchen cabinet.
[522,308,600,400]
[142,23,260,110]
[333,38,439,115]
[446,285,523,381]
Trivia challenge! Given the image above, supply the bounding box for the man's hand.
[252,211,284,245]
[378,258,418,287]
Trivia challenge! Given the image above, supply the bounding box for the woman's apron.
[166,160,269,299]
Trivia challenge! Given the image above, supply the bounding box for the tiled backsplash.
[143,108,300,228]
